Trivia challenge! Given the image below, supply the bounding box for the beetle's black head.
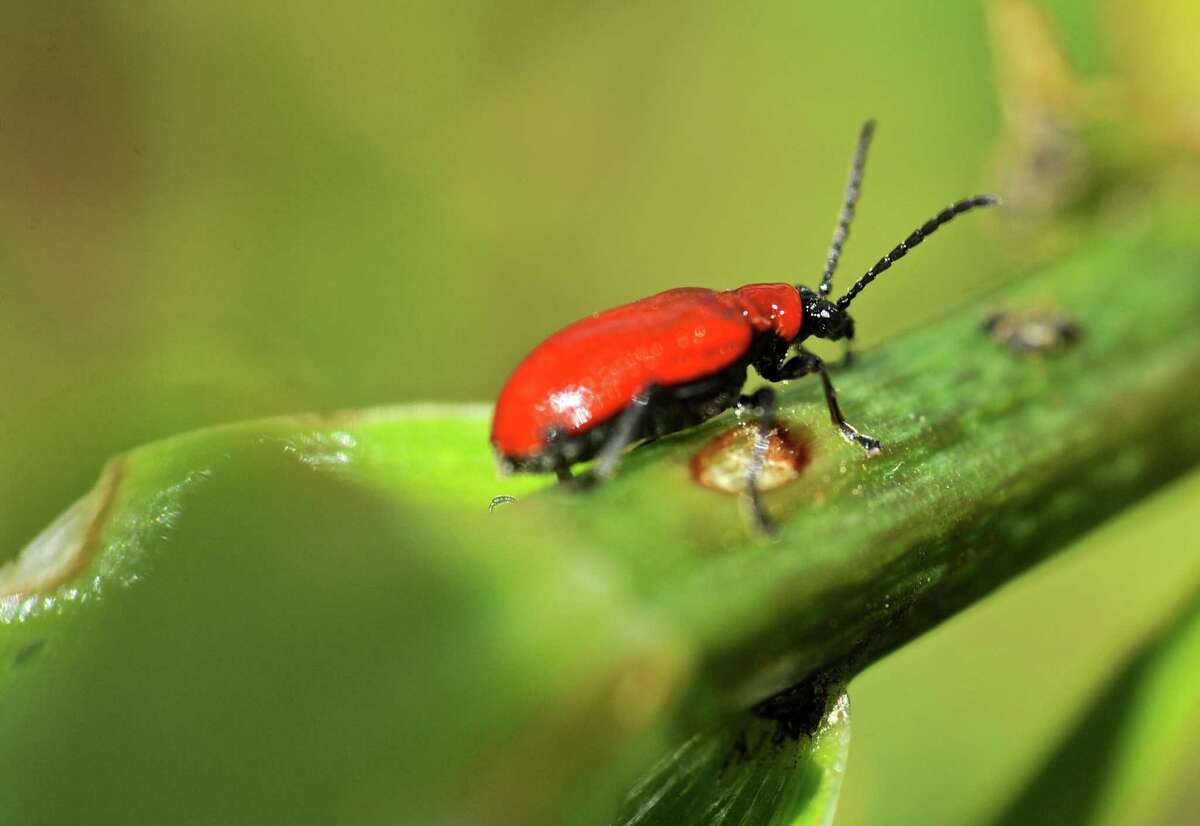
[798,285,855,343]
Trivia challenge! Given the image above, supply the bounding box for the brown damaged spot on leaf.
[0,456,125,598]
[983,306,1082,355]
[691,424,811,494]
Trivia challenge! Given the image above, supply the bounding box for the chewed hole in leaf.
[691,424,811,494]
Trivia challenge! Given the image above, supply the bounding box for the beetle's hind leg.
[535,427,575,483]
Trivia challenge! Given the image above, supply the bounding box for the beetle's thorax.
[728,283,803,343]
[798,286,854,342]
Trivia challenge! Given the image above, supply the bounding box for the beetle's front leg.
[765,349,881,455]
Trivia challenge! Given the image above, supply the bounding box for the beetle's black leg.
[737,387,778,534]
[836,322,857,369]
[592,385,660,481]
[802,351,880,454]
[761,348,881,455]
[539,427,574,482]
[839,340,855,369]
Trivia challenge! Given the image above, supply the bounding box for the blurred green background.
[1,1,1197,824]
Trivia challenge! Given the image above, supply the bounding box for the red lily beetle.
[491,121,997,526]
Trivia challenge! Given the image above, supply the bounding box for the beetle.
[490,121,998,526]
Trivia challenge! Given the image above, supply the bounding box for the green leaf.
[3,206,1200,824]
[616,693,850,826]
[987,587,1200,826]
[0,418,681,824]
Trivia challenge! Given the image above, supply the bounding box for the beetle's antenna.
[837,195,1000,309]
[819,119,876,297]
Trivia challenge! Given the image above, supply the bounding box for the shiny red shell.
[491,283,803,459]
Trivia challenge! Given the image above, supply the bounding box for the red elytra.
[488,121,998,511]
